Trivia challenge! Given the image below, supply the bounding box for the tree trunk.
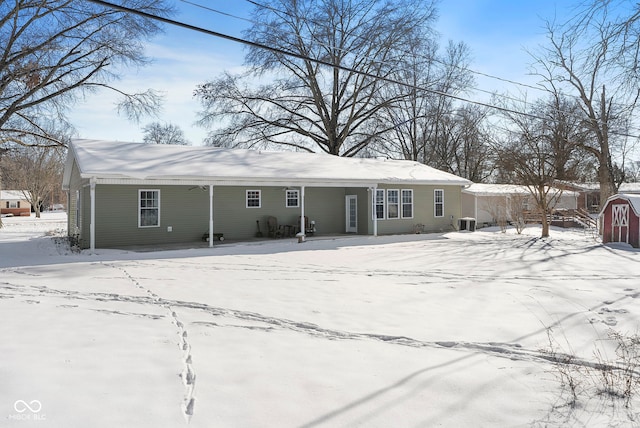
[597,85,617,206]
[540,209,550,238]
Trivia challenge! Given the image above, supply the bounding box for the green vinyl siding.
[368,185,463,235]
[213,186,346,240]
[93,185,209,248]
[71,179,465,248]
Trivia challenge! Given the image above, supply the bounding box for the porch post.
[299,186,305,241]
[209,184,214,248]
[90,177,96,250]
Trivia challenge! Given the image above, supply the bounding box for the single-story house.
[600,193,640,248]
[461,183,578,227]
[0,190,31,216]
[62,140,472,249]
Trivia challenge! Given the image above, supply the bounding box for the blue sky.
[68,1,578,145]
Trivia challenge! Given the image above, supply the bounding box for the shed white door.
[346,195,357,233]
[611,204,629,243]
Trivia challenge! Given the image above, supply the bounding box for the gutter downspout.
[90,178,96,251]
[209,185,214,248]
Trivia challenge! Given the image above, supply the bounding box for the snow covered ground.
[1,212,639,427]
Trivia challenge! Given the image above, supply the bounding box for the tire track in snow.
[100,263,196,423]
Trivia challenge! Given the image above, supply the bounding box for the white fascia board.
[89,176,469,188]
[90,176,380,188]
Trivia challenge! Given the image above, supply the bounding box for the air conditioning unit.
[458,217,476,232]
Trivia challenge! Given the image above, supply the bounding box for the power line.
[86,1,546,118]
[179,0,640,138]
[178,0,253,24]
[86,0,640,141]
[183,0,615,120]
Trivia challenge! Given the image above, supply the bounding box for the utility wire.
[191,0,634,130]
[87,0,640,140]
[86,0,548,120]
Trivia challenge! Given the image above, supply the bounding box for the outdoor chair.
[266,216,283,238]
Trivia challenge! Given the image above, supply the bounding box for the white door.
[346,195,357,233]
[612,204,629,243]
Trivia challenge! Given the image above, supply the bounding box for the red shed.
[600,194,640,248]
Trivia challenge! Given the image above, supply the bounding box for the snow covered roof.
[619,183,640,193]
[63,139,471,188]
[554,181,601,191]
[556,181,640,193]
[462,183,578,197]
[602,193,640,216]
[0,190,29,200]
[462,183,534,196]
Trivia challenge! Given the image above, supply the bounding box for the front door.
[346,195,357,233]
[612,204,629,243]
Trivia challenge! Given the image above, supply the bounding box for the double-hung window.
[401,189,413,218]
[434,189,444,217]
[246,190,261,208]
[375,189,385,219]
[286,189,299,208]
[387,189,399,219]
[139,190,160,227]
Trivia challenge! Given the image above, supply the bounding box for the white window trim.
[434,189,444,218]
[374,189,385,220]
[387,189,400,219]
[401,189,414,219]
[246,189,261,208]
[285,189,299,208]
[138,189,161,228]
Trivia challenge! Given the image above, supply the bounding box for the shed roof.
[601,193,640,217]
[63,139,471,188]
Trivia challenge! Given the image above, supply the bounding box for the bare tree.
[371,38,479,168]
[1,141,66,218]
[439,105,495,182]
[195,0,438,156]
[142,122,190,145]
[497,96,582,238]
[485,195,509,233]
[531,3,640,204]
[0,0,173,148]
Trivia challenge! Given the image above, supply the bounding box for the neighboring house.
[62,140,472,249]
[600,193,640,248]
[554,182,602,213]
[555,182,640,213]
[0,190,31,216]
[461,183,578,227]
